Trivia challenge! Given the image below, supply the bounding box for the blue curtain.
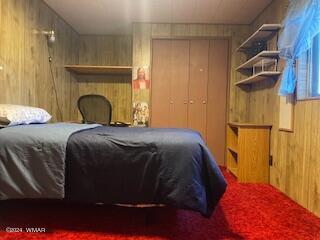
[278,0,320,96]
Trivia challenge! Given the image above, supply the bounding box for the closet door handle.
[189,100,194,104]
[183,101,187,104]
[202,101,206,104]
[170,101,174,104]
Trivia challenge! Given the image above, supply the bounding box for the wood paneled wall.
[78,35,132,122]
[132,23,252,124]
[247,0,320,217]
[0,0,79,121]
[6,0,317,218]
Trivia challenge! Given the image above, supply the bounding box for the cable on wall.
[46,38,63,122]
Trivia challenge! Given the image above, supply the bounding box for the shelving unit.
[235,24,281,87]
[236,50,280,71]
[227,122,272,183]
[65,65,132,75]
[237,24,282,52]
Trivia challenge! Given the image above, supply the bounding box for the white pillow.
[0,104,52,126]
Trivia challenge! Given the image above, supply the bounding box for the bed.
[0,123,227,217]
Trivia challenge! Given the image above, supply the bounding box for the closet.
[151,39,229,165]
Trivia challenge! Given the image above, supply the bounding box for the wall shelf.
[228,146,238,154]
[228,122,272,128]
[65,65,132,75]
[235,23,281,87]
[236,50,280,71]
[235,71,281,86]
[237,24,282,52]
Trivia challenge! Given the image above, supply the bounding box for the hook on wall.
[42,30,56,43]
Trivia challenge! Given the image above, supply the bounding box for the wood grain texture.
[77,35,132,122]
[65,65,132,75]
[133,23,251,124]
[0,0,79,122]
[169,40,190,128]
[226,125,239,177]
[207,40,229,165]
[246,0,320,217]
[237,127,270,183]
[188,40,209,140]
[151,39,229,165]
[150,40,172,127]
[227,124,270,183]
[133,23,251,165]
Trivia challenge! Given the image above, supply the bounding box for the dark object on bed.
[78,94,113,126]
[65,126,227,217]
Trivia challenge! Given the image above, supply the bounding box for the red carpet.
[1,169,320,240]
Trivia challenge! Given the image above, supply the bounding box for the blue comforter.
[0,123,100,199]
[65,127,227,217]
[0,124,226,217]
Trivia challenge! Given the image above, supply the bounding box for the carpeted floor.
[1,169,320,240]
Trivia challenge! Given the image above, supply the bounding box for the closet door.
[206,40,229,165]
[151,40,172,127]
[188,40,209,140]
[169,40,189,128]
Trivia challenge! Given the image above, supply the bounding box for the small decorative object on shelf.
[235,24,282,87]
[253,58,278,75]
[236,50,280,72]
[246,41,268,59]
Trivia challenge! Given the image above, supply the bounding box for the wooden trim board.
[228,122,272,128]
[65,65,132,75]
[235,71,281,86]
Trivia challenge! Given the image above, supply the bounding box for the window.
[311,34,320,97]
[296,33,320,100]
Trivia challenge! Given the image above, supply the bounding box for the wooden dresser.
[226,122,272,183]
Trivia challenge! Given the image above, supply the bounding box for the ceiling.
[44,0,272,35]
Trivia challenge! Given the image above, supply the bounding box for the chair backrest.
[78,94,112,126]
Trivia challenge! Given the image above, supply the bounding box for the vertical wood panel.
[188,40,209,140]
[0,0,25,104]
[150,40,171,127]
[133,23,251,124]
[247,0,320,217]
[133,24,151,67]
[207,40,229,165]
[133,22,251,164]
[0,0,79,121]
[238,127,270,183]
[169,40,189,128]
[77,35,132,122]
